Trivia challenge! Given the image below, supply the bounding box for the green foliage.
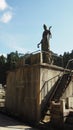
[54,50,73,69]
[7,51,19,70]
[0,55,7,85]
[0,51,20,85]
[54,55,63,67]
[0,55,6,65]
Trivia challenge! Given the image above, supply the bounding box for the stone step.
[42,114,51,123]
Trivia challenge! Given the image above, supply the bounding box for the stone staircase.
[52,73,72,100]
[40,71,73,122]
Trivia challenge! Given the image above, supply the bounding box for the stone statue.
[37,24,53,64]
[37,24,52,51]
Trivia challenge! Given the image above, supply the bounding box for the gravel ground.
[0,113,38,130]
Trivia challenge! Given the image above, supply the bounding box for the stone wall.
[6,65,40,122]
[5,53,73,123]
[5,64,64,122]
[62,80,73,98]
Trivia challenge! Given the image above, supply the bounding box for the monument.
[37,24,53,64]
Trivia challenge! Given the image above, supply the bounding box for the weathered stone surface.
[5,53,73,123]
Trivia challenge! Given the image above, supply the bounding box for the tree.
[0,55,6,85]
[7,51,19,70]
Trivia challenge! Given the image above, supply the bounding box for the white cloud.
[0,0,13,23]
[0,12,13,23]
[0,0,8,10]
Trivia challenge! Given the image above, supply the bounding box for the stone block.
[67,97,73,109]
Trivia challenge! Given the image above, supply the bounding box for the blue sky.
[0,0,73,55]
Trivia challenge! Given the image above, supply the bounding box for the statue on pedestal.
[37,24,53,64]
[37,24,52,51]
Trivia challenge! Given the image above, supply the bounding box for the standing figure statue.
[37,24,52,51]
[37,24,53,64]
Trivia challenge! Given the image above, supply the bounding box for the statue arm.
[37,42,41,48]
[37,39,43,48]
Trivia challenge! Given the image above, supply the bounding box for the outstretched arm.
[37,42,41,48]
[37,39,43,48]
